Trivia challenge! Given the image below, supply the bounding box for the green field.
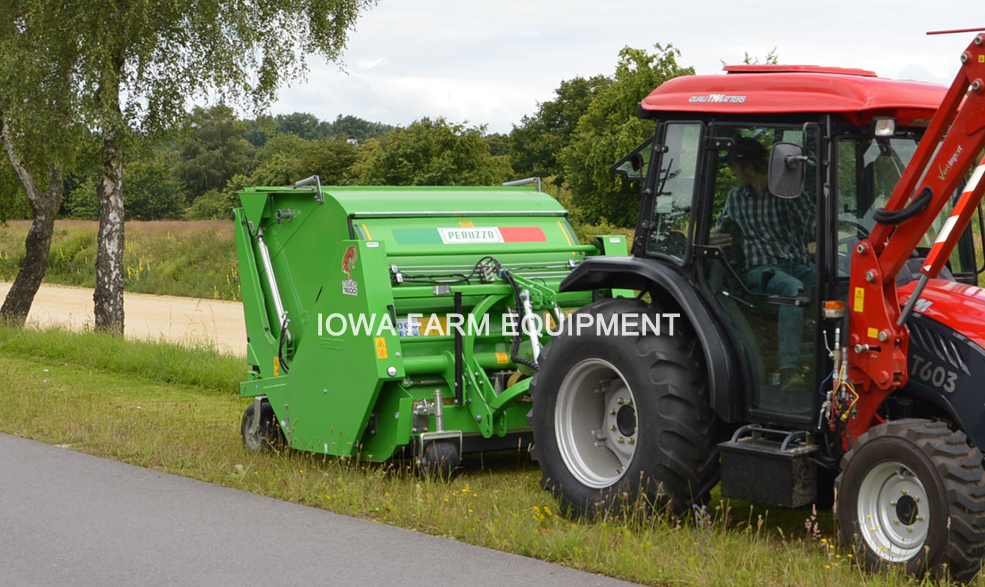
[0,220,240,300]
[0,326,956,587]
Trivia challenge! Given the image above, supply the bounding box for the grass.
[0,326,965,587]
[0,220,240,300]
[0,326,244,394]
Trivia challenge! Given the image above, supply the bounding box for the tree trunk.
[93,60,125,334]
[94,123,125,334]
[0,118,64,326]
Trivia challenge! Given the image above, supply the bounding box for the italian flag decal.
[393,226,546,245]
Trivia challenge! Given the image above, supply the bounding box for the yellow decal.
[423,315,447,336]
[459,220,475,227]
[361,223,373,240]
[273,356,281,377]
[980,55,985,63]
[375,337,388,359]
[867,327,879,340]
[853,287,864,313]
[495,352,509,365]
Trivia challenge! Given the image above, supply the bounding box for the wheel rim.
[555,358,638,489]
[244,410,262,451]
[856,460,931,562]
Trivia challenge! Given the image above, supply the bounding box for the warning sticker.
[495,352,509,365]
[867,327,879,340]
[374,337,388,359]
[853,287,865,313]
[396,318,421,337]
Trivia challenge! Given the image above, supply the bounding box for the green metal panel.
[234,184,604,462]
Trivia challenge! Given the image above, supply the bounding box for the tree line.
[3,43,694,230]
[0,0,697,335]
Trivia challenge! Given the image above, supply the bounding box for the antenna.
[927,27,985,36]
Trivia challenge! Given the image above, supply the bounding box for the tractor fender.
[901,313,985,450]
[559,256,743,422]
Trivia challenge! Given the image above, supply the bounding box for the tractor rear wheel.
[835,419,985,582]
[528,298,719,517]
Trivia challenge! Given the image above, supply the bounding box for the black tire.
[528,297,719,517]
[418,439,460,479]
[835,419,985,582]
[241,400,285,453]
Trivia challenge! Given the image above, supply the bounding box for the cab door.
[694,124,820,421]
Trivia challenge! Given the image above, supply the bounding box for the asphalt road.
[0,434,637,587]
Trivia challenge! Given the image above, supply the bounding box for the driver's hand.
[804,241,817,255]
[709,226,732,247]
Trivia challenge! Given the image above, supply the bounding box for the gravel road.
[0,282,246,355]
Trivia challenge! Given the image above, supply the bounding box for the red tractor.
[528,33,985,580]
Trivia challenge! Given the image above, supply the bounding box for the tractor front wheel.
[835,419,985,582]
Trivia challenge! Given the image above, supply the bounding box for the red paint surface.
[641,66,946,125]
[500,226,546,243]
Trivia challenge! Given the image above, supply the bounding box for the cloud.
[266,0,982,133]
[356,58,387,71]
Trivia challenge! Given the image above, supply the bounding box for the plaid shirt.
[717,185,816,268]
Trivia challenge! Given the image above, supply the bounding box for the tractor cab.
[620,65,984,427]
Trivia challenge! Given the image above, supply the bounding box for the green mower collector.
[234,177,626,474]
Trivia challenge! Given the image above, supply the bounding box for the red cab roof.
[641,65,946,126]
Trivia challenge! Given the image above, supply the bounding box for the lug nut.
[890,500,897,506]
[626,398,633,405]
[893,519,900,525]
[616,398,624,405]
[610,425,617,431]
[610,409,617,415]
[907,527,913,533]
[628,438,635,445]
[617,437,625,444]
[901,488,908,495]
[917,515,924,521]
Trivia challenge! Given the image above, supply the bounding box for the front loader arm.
[847,32,985,436]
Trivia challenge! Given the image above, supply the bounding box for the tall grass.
[0,326,965,587]
[0,220,240,300]
[0,325,244,394]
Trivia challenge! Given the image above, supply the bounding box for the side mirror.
[610,136,655,182]
[768,142,807,199]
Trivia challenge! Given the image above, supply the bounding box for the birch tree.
[6,0,375,333]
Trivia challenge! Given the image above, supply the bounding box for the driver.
[709,137,816,390]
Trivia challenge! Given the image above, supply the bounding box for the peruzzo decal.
[909,353,957,393]
[342,246,358,296]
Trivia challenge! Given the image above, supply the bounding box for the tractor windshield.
[835,137,979,277]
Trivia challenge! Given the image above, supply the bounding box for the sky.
[269,0,982,134]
